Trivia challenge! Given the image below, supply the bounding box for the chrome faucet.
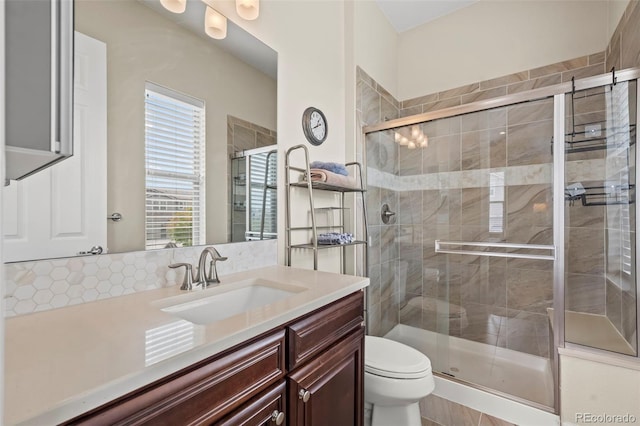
[168,247,228,291]
[197,247,228,287]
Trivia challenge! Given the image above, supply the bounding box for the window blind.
[144,83,205,250]
[247,151,277,240]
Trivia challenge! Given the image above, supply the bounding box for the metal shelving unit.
[285,145,368,274]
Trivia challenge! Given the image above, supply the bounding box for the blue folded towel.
[309,161,349,176]
[317,232,355,245]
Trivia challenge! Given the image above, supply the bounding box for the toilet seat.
[365,336,432,379]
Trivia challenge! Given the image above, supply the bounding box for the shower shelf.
[554,123,637,154]
[565,184,635,206]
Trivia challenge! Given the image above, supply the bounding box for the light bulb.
[394,132,401,143]
[205,7,227,40]
[419,140,428,148]
[400,136,409,146]
[160,0,186,13]
[236,0,259,20]
[411,125,420,138]
[408,141,416,149]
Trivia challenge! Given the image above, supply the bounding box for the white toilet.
[364,336,435,426]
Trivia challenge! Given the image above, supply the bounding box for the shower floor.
[385,324,554,408]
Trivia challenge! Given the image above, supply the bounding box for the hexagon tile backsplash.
[4,240,277,317]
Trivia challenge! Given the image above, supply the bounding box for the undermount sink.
[159,278,305,325]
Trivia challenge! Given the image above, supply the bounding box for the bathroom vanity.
[4,266,368,425]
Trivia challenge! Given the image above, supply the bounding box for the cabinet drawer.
[65,329,285,426]
[217,381,286,426]
[287,291,364,371]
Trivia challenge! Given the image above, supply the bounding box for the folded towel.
[304,168,359,189]
[309,161,349,176]
[317,232,355,245]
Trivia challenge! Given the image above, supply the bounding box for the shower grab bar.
[434,240,556,260]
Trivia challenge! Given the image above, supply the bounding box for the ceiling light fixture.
[236,0,259,20]
[205,6,227,39]
[160,0,186,14]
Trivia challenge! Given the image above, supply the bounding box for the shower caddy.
[285,144,368,273]
[559,76,637,207]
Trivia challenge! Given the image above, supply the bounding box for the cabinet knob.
[270,410,285,425]
[298,389,311,403]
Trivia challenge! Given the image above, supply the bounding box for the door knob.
[298,389,311,403]
[77,245,103,255]
[107,212,122,222]
[270,410,285,425]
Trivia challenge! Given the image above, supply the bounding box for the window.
[144,82,205,250]
[246,150,277,240]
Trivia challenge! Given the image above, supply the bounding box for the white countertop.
[4,265,369,425]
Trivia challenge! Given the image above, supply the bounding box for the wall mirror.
[2,0,277,262]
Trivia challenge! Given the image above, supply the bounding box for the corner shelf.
[285,144,368,274]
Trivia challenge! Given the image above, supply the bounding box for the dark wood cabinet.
[64,291,364,426]
[64,329,287,425]
[287,329,364,426]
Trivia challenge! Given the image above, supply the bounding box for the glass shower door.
[370,96,557,408]
[564,79,638,356]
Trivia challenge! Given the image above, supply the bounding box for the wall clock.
[302,107,328,146]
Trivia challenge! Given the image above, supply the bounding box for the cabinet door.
[217,381,286,426]
[3,32,107,262]
[288,328,364,426]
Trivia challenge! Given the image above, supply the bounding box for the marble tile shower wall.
[3,240,277,317]
[357,46,619,358]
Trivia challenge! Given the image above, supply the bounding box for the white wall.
[561,351,640,424]
[397,0,610,99]
[353,0,398,100]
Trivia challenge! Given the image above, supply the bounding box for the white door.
[2,32,107,262]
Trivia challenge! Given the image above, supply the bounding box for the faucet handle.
[169,263,196,291]
[206,255,227,285]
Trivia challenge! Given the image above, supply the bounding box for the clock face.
[303,107,328,145]
[310,111,326,141]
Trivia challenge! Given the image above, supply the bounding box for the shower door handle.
[435,240,555,260]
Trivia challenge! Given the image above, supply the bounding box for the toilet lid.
[365,336,432,379]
